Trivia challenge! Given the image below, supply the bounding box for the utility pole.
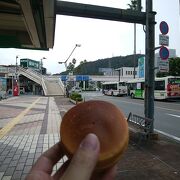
[127,0,138,79]
[133,22,136,79]
[15,55,18,80]
[145,0,156,133]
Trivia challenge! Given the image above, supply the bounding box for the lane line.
[166,113,180,118]
[109,99,180,113]
[0,97,41,139]
[154,129,180,142]
[156,106,180,113]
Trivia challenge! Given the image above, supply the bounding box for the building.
[20,58,47,75]
[99,68,118,76]
[116,67,138,78]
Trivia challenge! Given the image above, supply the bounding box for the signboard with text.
[159,60,169,72]
[76,75,89,81]
[159,34,169,46]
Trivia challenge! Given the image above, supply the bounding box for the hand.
[26,133,116,180]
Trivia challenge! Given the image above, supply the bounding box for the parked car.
[69,87,82,93]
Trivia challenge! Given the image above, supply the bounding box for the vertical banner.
[138,56,145,78]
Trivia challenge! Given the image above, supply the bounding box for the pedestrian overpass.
[15,67,64,96]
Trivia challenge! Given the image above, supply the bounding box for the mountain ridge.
[60,54,144,75]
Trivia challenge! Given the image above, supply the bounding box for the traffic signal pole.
[145,0,156,133]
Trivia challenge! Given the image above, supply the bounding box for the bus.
[127,76,180,100]
[102,81,127,96]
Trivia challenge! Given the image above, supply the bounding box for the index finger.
[31,141,65,174]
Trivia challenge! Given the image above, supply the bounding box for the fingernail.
[80,134,98,151]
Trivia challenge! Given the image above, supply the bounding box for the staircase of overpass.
[18,67,64,96]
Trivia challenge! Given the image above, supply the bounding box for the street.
[82,91,180,142]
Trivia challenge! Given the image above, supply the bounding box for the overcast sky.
[0,0,179,74]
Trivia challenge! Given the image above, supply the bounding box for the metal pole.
[12,75,13,96]
[133,23,136,79]
[145,0,156,133]
[41,59,42,74]
[65,44,81,64]
[15,56,18,80]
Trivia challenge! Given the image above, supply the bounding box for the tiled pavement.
[0,96,71,180]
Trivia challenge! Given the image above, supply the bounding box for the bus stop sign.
[159,46,169,60]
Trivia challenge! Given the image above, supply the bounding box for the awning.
[0,0,56,50]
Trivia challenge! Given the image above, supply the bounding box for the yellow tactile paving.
[0,97,41,139]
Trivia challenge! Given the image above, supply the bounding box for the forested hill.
[61,54,144,75]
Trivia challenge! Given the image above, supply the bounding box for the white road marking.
[156,106,180,113]
[105,99,180,113]
[155,129,180,142]
[166,113,180,118]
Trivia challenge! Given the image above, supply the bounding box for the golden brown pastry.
[60,100,129,171]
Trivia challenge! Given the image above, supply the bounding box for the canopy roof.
[0,0,55,50]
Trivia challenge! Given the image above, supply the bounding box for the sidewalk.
[0,96,180,179]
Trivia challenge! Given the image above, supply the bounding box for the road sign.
[159,60,169,72]
[76,75,83,81]
[160,21,169,35]
[60,75,67,81]
[76,75,89,81]
[159,46,169,60]
[82,75,89,81]
[159,34,169,46]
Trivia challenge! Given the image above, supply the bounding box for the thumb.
[61,133,100,180]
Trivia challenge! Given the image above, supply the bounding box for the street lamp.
[15,55,19,80]
[58,44,81,97]
[41,57,46,74]
[58,44,81,70]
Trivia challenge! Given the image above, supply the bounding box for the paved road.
[82,91,180,141]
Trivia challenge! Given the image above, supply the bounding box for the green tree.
[127,0,138,10]
[169,57,180,76]
[80,59,87,65]
[67,62,75,72]
[156,57,180,77]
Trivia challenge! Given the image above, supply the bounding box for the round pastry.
[60,100,129,171]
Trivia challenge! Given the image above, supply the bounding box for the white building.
[115,67,138,82]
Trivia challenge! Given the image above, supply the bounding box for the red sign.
[13,84,19,96]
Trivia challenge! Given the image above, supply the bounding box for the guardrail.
[18,67,41,84]
[58,78,65,94]
[41,76,47,96]
[127,112,153,142]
